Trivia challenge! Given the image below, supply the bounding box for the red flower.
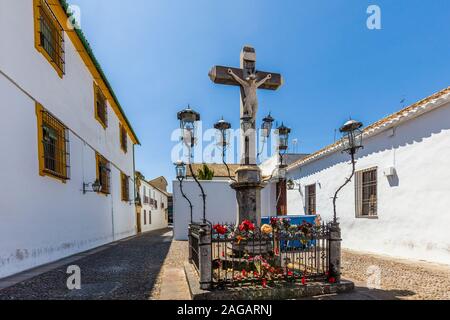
[239,220,255,232]
[262,278,267,288]
[242,270,247,277]
[275,248,279,255]
[254,271,259,278]
[287,271,293,277]
[329,277,336,284]
[213,224,227,235]
[302,276,307,286]
[270,217,279,227]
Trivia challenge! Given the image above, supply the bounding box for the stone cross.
[209,46,283,225]
[209,46,283,165]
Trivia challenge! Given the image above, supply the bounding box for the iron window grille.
[305,184,317,215]
[120,124,128,153]
[355,168,378,217]
[40,109,70,180]
[121,173,130,202]
[96,154,111,194]
[95,84,108,128]
[144,210,147,225]
[37,0,65,75]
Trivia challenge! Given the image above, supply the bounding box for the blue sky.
[70,0,450,188]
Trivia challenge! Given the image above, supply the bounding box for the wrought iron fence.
[188,219,335,290]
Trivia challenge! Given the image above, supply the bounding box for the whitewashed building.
[136,175,169,233]
[286,87,450,265]
[0,0,140,279]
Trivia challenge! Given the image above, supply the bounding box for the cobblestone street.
[341,249,450,300]
[0,229,173,300]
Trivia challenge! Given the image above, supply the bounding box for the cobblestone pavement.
[0,229,173,300]
[150,240,190,300]
[341,249,450,300]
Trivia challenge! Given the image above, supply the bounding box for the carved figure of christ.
[227,69,272,121]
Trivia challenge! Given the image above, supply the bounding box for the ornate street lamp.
[214,117,236,182]
[277,122,291,152]
[332,119,364,223]
[261,113,274,139]
[177,105,201,148]
[83,179,102,194]
[286,179,296,191]
[177,106,207,223]
[175,160,193,223]
[258,113,275,161]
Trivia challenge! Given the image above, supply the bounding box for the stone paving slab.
[159,268,190,300]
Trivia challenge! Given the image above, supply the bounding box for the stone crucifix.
[209,46,284,165]
[209,46,283,225]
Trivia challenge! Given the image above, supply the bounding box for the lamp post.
[214,117,236,182]
[175,160,193,223]
[177,106,207,223]
[332,119,364,223]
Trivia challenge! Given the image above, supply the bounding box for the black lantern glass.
[277,123,291,151]
[214,117,232,148]
[340,119,363,154]
[261,113,274,138]
[287,179,295,190]
[177,106,201,147]
[175,160,187,180]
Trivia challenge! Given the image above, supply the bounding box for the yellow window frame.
[94,82,108,129]
[36,103,69,183]
[96,153,111,195]
[121,172,130,202]
[119,123,128,153]
[33,0,65,78]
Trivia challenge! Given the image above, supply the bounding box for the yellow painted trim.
[46,0,139,144]
[33,0,64,78]
[35,103,67,184]
[93,82,108,129]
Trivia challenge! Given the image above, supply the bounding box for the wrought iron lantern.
[83,179,102,194]
[340,119,363,155]
[175,160,187,180]
[277,123,291,151]
[177,105,201,148]
[214,117,232,148]
[286,179,295,191]
[261,113,275,138]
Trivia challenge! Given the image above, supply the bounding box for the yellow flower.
[261,224,273,234]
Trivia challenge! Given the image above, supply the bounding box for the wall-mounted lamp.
[83,179,102,194]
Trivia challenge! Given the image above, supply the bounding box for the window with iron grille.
[94,83,108,128]
[305,184,316,215]
[149,211,152,225]
[144,210,147,225]
[34,0,65,76]
[355,168,378,217]
[96,154,111,194]
[36,104,70,181]
[120,124,128,153]
[121,172,130,202]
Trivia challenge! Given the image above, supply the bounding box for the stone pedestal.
[329,222,342,283]
[231,165,265,226]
